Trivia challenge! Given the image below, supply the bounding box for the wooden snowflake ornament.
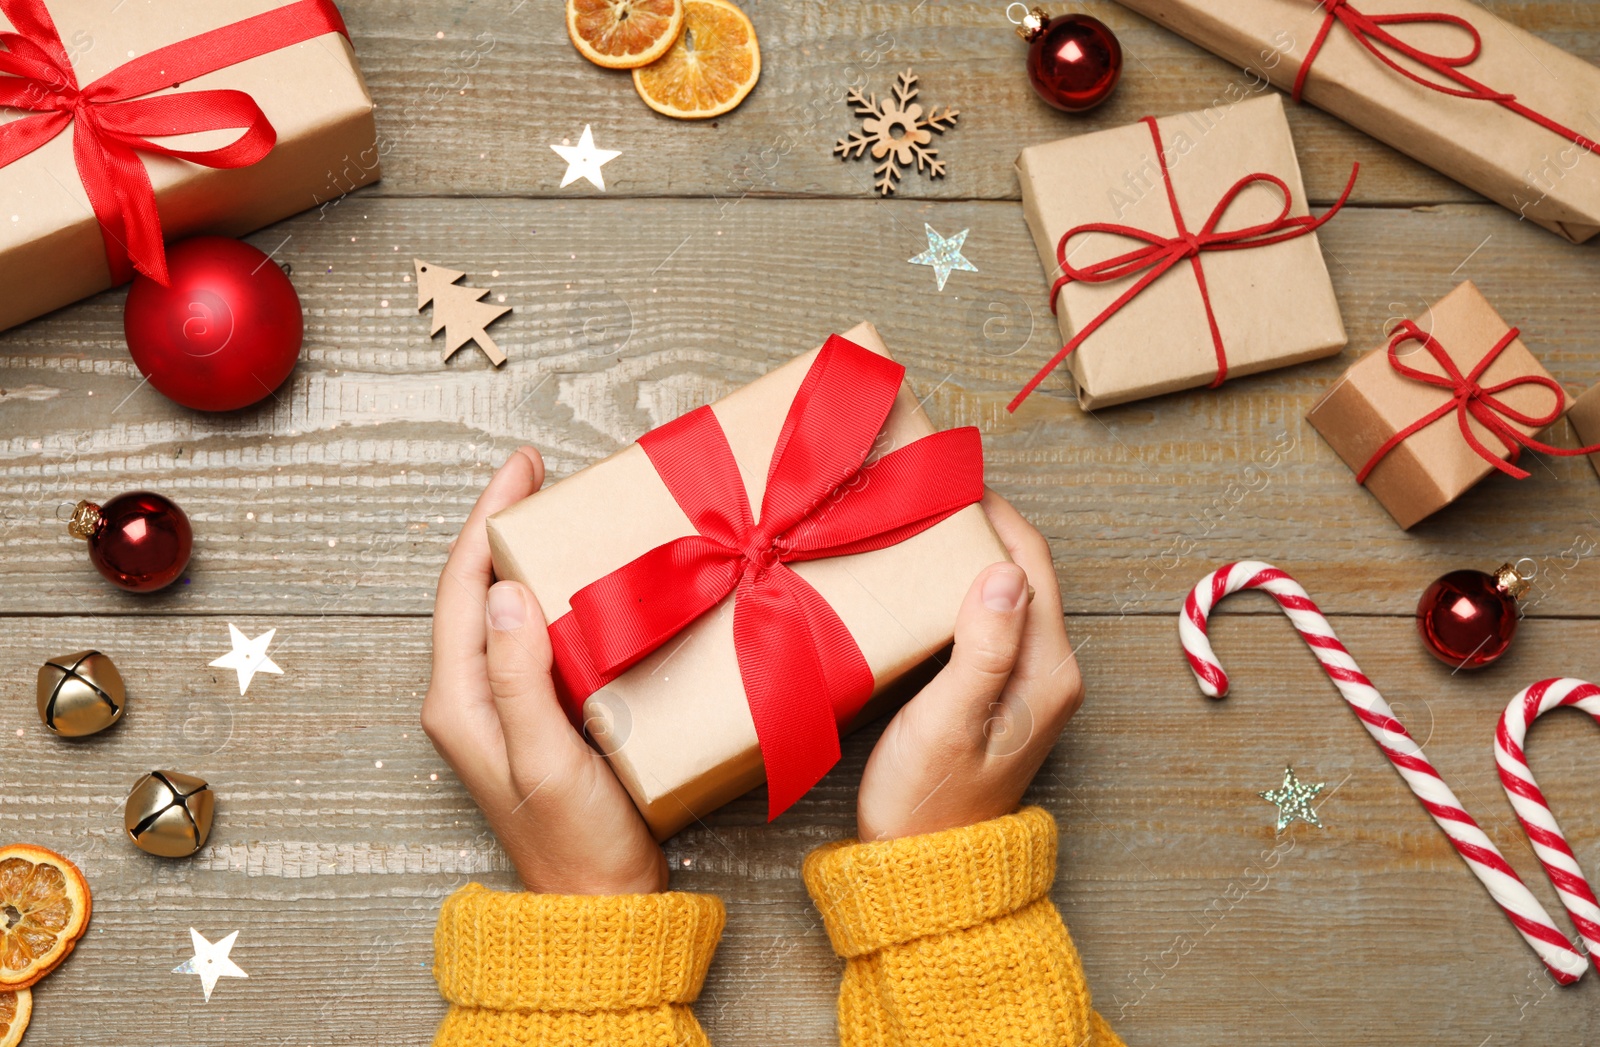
[415,259,511,366]
[835,69,959,196]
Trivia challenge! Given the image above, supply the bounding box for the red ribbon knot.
[0,0,351,285]
[741,537,782,574]
[1294,0,1595,151]
[1356,320,1599,483]
[1010,114,1357,411]
[545,335,986,820]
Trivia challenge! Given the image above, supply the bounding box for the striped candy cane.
[1496,678,1600,974]
[1180,561,1588,984]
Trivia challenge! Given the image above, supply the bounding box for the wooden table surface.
[4,1,1600,1044]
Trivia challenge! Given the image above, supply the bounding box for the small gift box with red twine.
[1012,94,1355,411]
[0,0,378,332]
[1116,0,1600,242]
[1308,281,1600,529]
[487,323,1008,840]
[1566,383,1600,483]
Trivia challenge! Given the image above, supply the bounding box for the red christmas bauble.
[1416,565,1528,670]
[69,492,192,593]
[1020,9,1122,113]
[124,237,303,412]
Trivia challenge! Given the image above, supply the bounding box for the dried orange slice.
[568,0,685,70]
[0,846,90,990]
[633,0,760,120]
[0,988,30,1047]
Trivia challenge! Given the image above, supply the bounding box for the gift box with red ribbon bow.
[1013,94,1350,411]
[486,323,1008,840]
[0,0,377,332]
[1117,0,1600,243]
[1308,281,1597,528]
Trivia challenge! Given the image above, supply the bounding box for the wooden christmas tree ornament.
[415,259,512,366]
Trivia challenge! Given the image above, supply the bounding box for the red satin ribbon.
[1357,319,1600,483]
[1294,0,1599,153]
[546,335,986,820]
[0,0,349,285]
[1010,115,1357,412]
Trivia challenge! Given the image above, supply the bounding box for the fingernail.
[487,582,525,631]
[982,565,1028,612]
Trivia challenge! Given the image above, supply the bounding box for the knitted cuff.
[432,884,725,1012]
[802,807,1058,958]
[432,1002,711,1047]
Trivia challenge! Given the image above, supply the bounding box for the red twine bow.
[0,0,349,285]
[1010,115,1357,411]
[544,335,986,820]
[1295,0,1599,153]
[1357,319,1599,483]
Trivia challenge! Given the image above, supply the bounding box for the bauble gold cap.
[37,650,125,737]
[1493,561,1533,600]
[67,499,103,541]
[125,771,214,858]
[1014,4,1048,42]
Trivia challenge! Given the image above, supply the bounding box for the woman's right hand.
[856,491,1084,842]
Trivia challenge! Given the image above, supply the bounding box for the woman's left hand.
[422,446,669,895]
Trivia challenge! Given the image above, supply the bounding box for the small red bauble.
[1016,6,1123,113]
[124,237,303,412]
[1416,563,1531,670]
[68,492,192,593]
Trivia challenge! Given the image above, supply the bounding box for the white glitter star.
[209,624,283,696]
[1260,766,1325,832]
[174,928,248,1002]
[908,223,977,291]
[551,125,621,191]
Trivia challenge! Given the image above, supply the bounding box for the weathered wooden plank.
[5,197,1600,618]
[336,0,1600,206]
[1,614,1594,1046]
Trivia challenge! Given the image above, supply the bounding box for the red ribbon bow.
[544,335,986,820]
[1294,0,1598,153]
[1010,115,1357,411]
[0,0,349,285]
[1357,319,1599,483]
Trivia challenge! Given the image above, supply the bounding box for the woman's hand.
[857,491,1084,841]
[422,446,668,894]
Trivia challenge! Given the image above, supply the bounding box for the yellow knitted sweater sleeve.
[802,807,1126,1047]
[430,883,725,1047]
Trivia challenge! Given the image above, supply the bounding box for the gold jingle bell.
[125,771,215,858]
[37,650,126,737]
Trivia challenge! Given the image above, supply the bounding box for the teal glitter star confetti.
[908,223,977,291]
[1260,766,1325,832]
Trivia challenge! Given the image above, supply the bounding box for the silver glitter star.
[908,223,977,291]
[1260,767,1325,832]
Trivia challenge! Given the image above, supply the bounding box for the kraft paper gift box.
[486,322,1008,840]
[1116,0,1600,243]
[1567,384,1600,482]
[1307,281,1572,529]
[1014,93,1347,410]
[0,0,378,333]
